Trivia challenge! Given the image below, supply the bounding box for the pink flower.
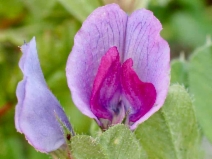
[66,4,170,130]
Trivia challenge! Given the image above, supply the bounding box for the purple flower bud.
[15,37,74,153]
[66,4,170,130]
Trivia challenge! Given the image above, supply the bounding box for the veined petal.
[125,9,170,129]
[15,37,73,153]
[90,47,124,128]
[66,4,128,123]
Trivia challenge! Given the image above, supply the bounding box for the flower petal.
[90,47,124,128]
[124,9,170,129]
[15,37,73,153]
[66,4,128,123]
[121,58,156,124]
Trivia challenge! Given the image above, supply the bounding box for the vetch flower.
[66,4,170,130]
[15,37,74,153]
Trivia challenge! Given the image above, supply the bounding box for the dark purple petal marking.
[121,58,156,123]
[90,47,123,122]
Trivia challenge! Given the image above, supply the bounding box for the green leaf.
[0,135,25,159]
[189,42,212,143]
[171,56,188,86]
[21,0,56,19]
[135,84,200,159]
[150,0,172,7]
[98,124,147,159]
[102,0,149,13]
[0,0,24,18]
[57,0,101,22]
[171,11,212,47]
[71,135,107,159]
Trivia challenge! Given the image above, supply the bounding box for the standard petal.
[124,9,170,129]
[15,38,73,153]
[66,4,128,122]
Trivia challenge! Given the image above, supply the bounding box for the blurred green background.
[0,0,212,158]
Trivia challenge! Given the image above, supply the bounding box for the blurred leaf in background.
[58,0,103,22]
[189,41,212,143]
[171,39,212,159]
[150,0,212,58]
[171,54,188,87]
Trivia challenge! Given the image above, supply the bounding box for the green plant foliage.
[135,84,200,159]
[151,0,172,7]
[171,57,188,86]
[57,0,102,22]
[98,124,147,159]
[171,12,212,47]
[189,43,212,143]
[21,0,57,19]
[71,135,107,159]
[1,0,212,158]
[0,0,23,18]
[0,43,20,106]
